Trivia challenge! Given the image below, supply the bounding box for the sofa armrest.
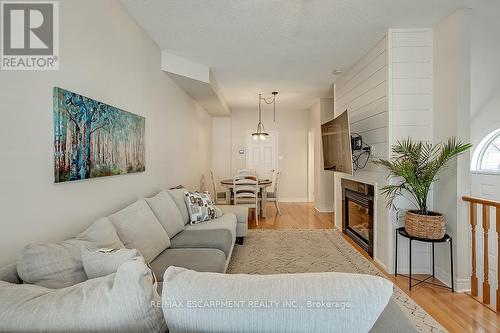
[162,267,393,333]
[216,205,248,237]
[216,205,248,223]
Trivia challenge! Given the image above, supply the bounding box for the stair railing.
[462,196,500,311]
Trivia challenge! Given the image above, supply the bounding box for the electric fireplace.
[341,179,374,257]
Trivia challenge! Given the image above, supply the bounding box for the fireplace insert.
[341,179,374,257]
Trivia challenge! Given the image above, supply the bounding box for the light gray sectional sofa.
[0,186,417,332]
[0,186,247,288]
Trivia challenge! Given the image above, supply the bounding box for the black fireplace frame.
[341,179,374,257]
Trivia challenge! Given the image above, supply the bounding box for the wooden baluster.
[483,205,490,304]
[470,202,478,297]
[497,207,500,312]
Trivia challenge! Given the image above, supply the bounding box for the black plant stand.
[395,227,454,292]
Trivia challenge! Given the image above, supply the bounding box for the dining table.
[220,178,273,218]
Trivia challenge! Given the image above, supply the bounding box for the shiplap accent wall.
[334,36,392,270]
[334,31,435,274]
[389,29,433,144]
[336,36,388,166]
[388,29,434,275]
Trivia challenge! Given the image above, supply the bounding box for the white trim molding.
[280,197,310,203]
[314,204,334,213]
[436,267,471,292]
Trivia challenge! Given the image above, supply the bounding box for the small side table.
[395,227,454,292]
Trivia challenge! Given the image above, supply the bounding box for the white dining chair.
[233,176,260,225]
[267,170,282,215]
[236,168,257,177]
[210,170,228,204]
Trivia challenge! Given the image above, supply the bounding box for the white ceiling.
[121,0,500,111]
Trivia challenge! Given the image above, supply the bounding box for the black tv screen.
[321,110,353,174]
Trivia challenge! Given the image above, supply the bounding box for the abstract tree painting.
[53,87,145,183]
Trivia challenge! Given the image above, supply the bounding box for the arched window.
[471,128,500,173]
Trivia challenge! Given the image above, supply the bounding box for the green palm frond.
[374,137,472,215]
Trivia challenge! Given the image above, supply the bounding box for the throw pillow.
[108,199,171,263]
[183,191,218,224]
[17,217,125,289]
[81,247,142,279]
[0,258,166,332]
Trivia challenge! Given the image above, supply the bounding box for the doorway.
[246,131,278,180]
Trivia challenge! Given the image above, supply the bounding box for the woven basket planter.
[405,210,445,239]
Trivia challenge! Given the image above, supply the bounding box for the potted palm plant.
[375,137,472,239]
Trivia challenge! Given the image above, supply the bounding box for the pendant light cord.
[261,92,278,123]
[258,94,262,128]
[273,97,276,122]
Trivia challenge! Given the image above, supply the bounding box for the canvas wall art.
[53,87,145,183]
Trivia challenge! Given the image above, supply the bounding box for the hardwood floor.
[248,202,333,229]
[250,202,500,333]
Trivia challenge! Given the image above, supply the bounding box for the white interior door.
[246,131,278,180]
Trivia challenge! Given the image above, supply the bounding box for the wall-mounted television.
[321,110,353,175]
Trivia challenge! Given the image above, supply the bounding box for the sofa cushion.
[108,199,170,262]
[185,213,237,244]
[170,229,233,258]
[145,190,185,238]
[76,217,125,249]
[150,248,226,281]
[162,267,393,333]
[81,247,143,279]
[0,258,166,333]
[0,262,21,284]
[17,217,124,289]
[167,188,190,224]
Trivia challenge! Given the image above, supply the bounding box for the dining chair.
[236,168,257,177]
[267,170,281,215]
[233,176,260,225]
[210,170,228,204]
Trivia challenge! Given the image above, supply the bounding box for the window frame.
[471,128,500,174]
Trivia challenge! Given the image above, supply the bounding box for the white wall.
[308,98,335,212]
[469,10,500,305]
[211,117,232,182]
[433,9,472,291]
[211,108,309,202]
[0,0,212,266]
[470,10,500,192]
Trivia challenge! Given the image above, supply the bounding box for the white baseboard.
[435,267,470,292]
[455,278,471,292]
[313,204,334,213]
[394,267,432,274]
[374,257,388,272]
[280,197,309,203]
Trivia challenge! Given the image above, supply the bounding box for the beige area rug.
[227,229,447,333]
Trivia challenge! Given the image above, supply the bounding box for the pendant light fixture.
[252,91,278,140]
